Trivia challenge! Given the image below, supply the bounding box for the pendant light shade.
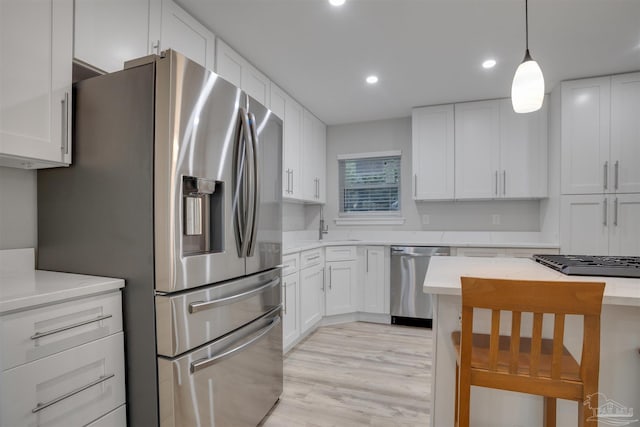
[511,0,544,113]
[511,50,545,113]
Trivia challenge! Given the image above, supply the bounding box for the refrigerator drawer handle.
[190,315,281,373]
[188,278,281,313]
[30,314,113,340]
[32,374,115,413]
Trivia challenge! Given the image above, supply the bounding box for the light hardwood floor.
[261,322,432,427]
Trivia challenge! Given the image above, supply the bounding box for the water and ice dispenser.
[182,176,224,255]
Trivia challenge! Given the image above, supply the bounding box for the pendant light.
[511,0,545,113]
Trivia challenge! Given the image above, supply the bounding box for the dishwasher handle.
[391,247,451,257]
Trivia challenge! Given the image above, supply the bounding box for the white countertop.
[0,249,124,314]
[283,231,559,255]
[423,256,640,307]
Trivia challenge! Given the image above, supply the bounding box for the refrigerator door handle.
[234,108,253,257]
[190,312,281,373]
[247,112,260,257]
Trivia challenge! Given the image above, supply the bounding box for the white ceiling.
[177,0,640,125]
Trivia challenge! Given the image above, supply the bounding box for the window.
[339,154,401,214]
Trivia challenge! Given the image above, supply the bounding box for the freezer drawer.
[158,308,283,427]
[156,268,281,357]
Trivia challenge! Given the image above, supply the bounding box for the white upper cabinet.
[454,100,501,199]
[300,111,326,203]
[314,117,327,204]
[611,72,640,194]
[74,0,151,73]
[499,97,548,198]
[412,104,455,200]
[0,0,73,168]
[283,94,303,199]
[160,0,215,70]
[561,77,611,195]
[215,39,270,106]
[269,82,286,120]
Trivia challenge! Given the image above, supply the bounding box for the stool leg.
[454,364,459,426]
[458,365,471,427]
[544,397,556,427]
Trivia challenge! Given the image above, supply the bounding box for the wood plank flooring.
[261,322,432,427]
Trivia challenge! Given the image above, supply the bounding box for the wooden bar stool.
[451,277,605,427]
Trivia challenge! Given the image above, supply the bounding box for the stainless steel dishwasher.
[390,246,450,327]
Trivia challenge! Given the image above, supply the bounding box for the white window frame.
[335,150,405,226]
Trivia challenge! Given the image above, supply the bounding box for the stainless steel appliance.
[534,254,640,278]
[37,51,283,427]
[390,246,450,327]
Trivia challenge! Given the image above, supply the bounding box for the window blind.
[339,155,401,213]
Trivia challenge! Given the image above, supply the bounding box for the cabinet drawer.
[282,253,300,275]
[300,248,324,269]
[1,291,123,371]
[1,333,126,427]
[453,247,506,257]
[325,246,357,261]
[86,404,126,427]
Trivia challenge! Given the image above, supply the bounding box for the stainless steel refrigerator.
[37,50,283,427]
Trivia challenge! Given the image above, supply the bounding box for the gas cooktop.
[533,255,640,278]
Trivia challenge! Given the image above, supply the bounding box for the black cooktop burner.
[533,255,640,278]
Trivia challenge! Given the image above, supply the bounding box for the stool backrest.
[460,277,605,380]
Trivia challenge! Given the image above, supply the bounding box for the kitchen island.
[424,256,640,427]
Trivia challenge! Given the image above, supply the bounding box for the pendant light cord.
[525,0,529,51]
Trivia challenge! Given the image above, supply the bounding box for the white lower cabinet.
[325,260,358,316]
[1,333,126,427]
[299,263,324,334]
[562,194,640,256]
[361,246,387,314]
[282,272,300,350]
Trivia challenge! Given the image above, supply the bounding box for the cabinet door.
[283,95,303,198]
[362,247,386,314]
[269,82,286,120]
[74,0,150,73]
[301,109,317,201]
[215,39,242,88]
[560,195,609,255]
[282,272,300,350]
[299,265,323,333]
[0,0,72,166]
[325,260,358,316]
[454,100,500,199]
[243,63,270,107]
[611,73,640,194]
[609,194,640,256]
[499,97,548,198]
[412,104,455,200]
[161,0,215,70]
[315,117,327,204]
[561,77,611,195]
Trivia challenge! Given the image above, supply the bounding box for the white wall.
[324,117,542,232]
[0,167,37,249]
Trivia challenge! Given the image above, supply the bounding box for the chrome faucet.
[319,206,329,240]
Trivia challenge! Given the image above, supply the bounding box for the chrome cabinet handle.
[503,170,506,195]
[614,197,618,226]
[329,265,332,289]
[60,92,69,156]
[615,160,619,190]
[189,278,280,313]
[321,267,325,291]
[283,283,287,314]
[152,40,160,55]
[366,249,369,273]
[495,171,498,196]
[604,161,609,190]
[306,255,320,261]
[603,198,608,226]
[32,374,115,413]
[30,314,113,340]
[414,174,417,197]
[191,314,281,373]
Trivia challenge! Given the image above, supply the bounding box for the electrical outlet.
[492,214,501,225]
[422,214,430,225]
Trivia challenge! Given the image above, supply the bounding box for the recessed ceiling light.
[482,59,497,69]
[366,75,379,84]
[329,0,345,6]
